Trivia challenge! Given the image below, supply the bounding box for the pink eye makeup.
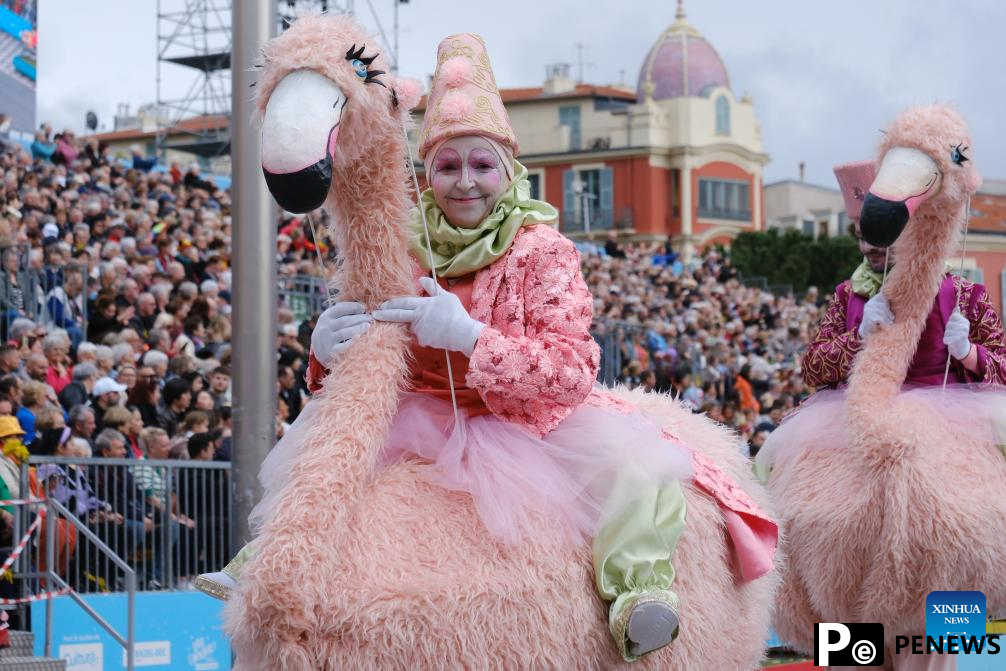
[432,149,462,176]
[468,148,499,171]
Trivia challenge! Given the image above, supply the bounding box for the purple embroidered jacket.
[803,274,1006,388]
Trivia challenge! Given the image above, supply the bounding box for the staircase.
[0,631,65,671]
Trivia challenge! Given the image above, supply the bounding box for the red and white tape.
[0,498,45,507]
[0,587,70,605]
[0,508,45,576]
[0,498,74,605]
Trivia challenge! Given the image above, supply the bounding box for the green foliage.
[730,229,861,293]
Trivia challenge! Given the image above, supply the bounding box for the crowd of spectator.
[0,121,324,592]
[580,232,822,455]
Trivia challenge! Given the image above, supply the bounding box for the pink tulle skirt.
[382,392,693,544]
[756,383,1006,482]
[250,391,693,545]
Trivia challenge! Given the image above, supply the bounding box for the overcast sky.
[36,0,1006,186]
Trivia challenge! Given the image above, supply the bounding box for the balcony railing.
[697,207,752,222]
[559,206,634,233]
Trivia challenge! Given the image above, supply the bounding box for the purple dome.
[637,17,730,101]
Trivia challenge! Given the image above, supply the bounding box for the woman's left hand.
[373,277,486,356]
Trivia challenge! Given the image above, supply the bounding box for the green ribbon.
[851,259,956,298]
[850,258,885,298]
[409,161,558,278]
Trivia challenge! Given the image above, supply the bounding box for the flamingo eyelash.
[345,44,387,87]
[952,143,970,164]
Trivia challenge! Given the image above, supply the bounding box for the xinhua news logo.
[814,623,884,666]
[926,590,985,652]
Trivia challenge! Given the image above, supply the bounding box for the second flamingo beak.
[859,147,942,248]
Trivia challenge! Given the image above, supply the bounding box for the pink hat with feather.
[833,160,877,220]
[418,33,518,160]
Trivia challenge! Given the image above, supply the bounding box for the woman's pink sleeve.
[466,235,600,435]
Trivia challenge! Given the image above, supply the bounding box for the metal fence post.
[45,498,54,658]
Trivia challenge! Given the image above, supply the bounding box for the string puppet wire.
[403,124,462,426]
[306,212,334,306]
[942,195,972,391]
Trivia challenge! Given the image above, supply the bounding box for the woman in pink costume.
[758,105,1006,670]
[217,17,778,669]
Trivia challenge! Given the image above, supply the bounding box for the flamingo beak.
[859,147,942,247]
[261,69,347,213]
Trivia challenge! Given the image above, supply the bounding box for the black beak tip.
[262,155,333,214]
[859,193,909,248]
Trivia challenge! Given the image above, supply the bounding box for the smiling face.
[429,137,509,229]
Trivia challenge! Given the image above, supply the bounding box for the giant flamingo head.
[859,104,981,248]
[254,14,422,214]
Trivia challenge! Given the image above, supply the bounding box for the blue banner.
[32,591,230,671]
[0,1,35,131]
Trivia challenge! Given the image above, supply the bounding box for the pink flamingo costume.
[758,105,1006,669]
[224,16,779,669]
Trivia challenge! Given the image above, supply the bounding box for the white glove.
[372,276,486,356]
[943,309,973,360]
[310,301,373,363]
[858,292,894,339]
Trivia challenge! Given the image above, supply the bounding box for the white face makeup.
[429,136,509,229]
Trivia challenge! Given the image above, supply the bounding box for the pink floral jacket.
[464,225,600,436]
[308,224,600,438]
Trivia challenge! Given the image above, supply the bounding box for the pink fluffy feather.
[439,56,472,88]
[440,90,474,122]
[394,76,423,111]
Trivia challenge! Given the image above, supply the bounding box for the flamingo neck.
[327,131,416,306]
[846,204,960,405]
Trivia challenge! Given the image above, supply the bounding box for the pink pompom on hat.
[833,159,877,220]
[418,33,518,160]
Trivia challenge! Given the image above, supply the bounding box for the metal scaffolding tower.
[155,0,232,157]
[155,0,357,159]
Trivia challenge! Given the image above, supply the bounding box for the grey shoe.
[194,571,237,601]
[626,599,680,658]
[610,590,681,661]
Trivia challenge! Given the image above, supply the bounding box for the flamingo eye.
[345,44,387,87]
[950,143,969,166]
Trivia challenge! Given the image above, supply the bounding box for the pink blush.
[480,170,501,188]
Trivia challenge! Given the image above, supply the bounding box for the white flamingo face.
[261,69,348,213]
[860,146,942,248]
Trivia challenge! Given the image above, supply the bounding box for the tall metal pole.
[231,0,277,557]
[392,0,399,74]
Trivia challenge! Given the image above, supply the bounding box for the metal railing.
[590,319,653,386]
[37,497,136,670]
[278,273,329,323]
[22,456,232,594]
[0,257,89,345]
[560,208,616,233]
[697,207,752,222]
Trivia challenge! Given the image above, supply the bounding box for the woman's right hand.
[310,301,373,363]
